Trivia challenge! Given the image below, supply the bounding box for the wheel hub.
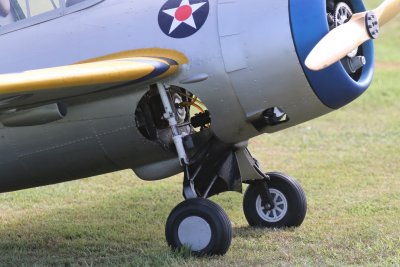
[177,216,212,251]
[256,188,288,223]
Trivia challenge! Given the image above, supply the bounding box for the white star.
[163,0,207,34]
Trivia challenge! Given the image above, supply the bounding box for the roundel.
[158,0,210,39]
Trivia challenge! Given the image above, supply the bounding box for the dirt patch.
[375,61,400,70]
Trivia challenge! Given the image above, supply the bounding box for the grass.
[0,2,399,266]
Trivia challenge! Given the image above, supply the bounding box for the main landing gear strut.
[157,83,307,256]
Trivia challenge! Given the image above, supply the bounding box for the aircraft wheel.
[165,198,232,256]
[243,172,307,228]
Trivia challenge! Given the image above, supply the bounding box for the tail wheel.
[166,198,232,256]
[243,172,307,228]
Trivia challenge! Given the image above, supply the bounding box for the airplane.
[0,0,398,256]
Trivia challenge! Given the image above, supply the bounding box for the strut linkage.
[157,83,197,198]
[157,83,189,165]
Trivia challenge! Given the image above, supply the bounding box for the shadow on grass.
[0,189,262,265]
[0,190,183,265]
[0,177,305,266]
[233,225,295,238]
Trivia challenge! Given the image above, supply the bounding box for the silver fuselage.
[0,0,337,192]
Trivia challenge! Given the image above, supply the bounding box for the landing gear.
[165,198,232,256]
[243,172,307,228]
[155,83,307,256]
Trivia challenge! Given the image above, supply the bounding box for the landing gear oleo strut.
[157,83,307,256]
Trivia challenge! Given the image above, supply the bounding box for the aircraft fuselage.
[0,0,372,192]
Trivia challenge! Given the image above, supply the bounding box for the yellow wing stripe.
[0,57,178,95]
[78,48,188,65]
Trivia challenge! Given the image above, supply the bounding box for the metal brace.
[254,179,275,210]
[183,165,197,199]
[156,83,189,165]
[157,83,196,199]
[235,147,274,209]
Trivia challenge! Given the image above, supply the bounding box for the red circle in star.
[175,5,192,21]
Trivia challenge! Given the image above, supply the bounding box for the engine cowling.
[290,0,375,109]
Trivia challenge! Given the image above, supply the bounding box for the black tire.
[166,198,232,256]
[243,172,307,228]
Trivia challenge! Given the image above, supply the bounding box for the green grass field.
[0,2,399,266]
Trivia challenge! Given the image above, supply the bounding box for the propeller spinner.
[305,0,400,71]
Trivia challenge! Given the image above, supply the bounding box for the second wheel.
[243,172,307,228]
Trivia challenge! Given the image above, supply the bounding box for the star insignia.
[162,0,207,34]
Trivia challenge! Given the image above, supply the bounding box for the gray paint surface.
[0,0,336,192]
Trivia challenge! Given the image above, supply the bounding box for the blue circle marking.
[159,0,210,39]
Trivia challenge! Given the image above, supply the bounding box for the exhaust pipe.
[1,103,67,127]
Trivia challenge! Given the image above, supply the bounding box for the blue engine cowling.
[290,0,374,109]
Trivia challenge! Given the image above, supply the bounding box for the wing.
[0,49,187,110]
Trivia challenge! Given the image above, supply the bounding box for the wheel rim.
[255,188,288,223]
[177,216,212,251]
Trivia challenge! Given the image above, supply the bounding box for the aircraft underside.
[127,82,308,255]
[0,81,308,255]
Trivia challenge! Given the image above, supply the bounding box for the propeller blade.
[375,0,400,26]
[305,14,369,71]
[305,0,400,71]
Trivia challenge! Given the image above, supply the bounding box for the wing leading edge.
[0,49,187,109]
